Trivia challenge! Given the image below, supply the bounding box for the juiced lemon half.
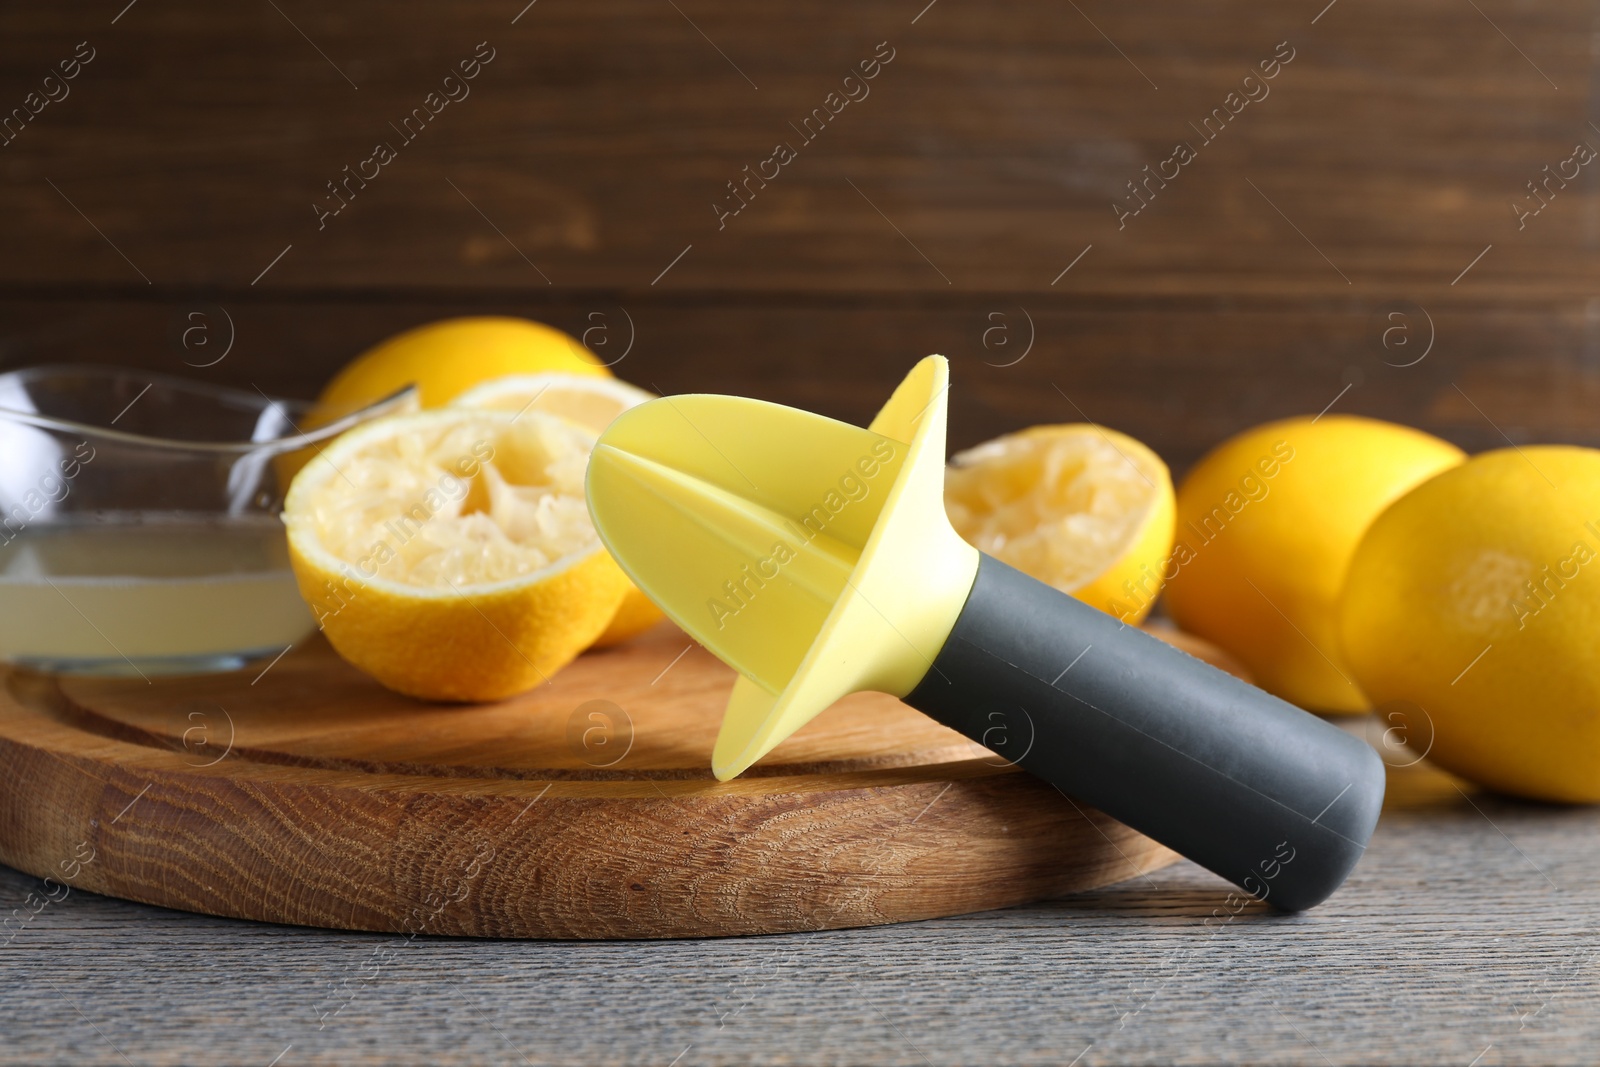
[453,372,653,426]
[945,424,1176,624]
[282,408,629,701]
[452,373,662,647]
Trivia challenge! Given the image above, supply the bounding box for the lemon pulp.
[452,373,663,647]
[283,408,629,701]
[945,424,1176,623]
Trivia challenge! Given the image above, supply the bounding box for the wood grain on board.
[0,624,1272,940]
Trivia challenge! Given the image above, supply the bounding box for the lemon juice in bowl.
[0,365,415,676]
[0,516,313,673]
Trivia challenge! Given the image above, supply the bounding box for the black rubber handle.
[905,555,1385,911]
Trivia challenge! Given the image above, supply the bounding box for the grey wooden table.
[1,730,1595,1067]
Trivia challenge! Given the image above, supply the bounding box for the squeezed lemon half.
[944,424,1176,624]
[452,373,662,646]
[282,408,629,701]
[454,372,653,425]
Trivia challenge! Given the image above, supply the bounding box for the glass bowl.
[0,365,416,676]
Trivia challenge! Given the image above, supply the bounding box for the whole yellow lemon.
[1340,446,1600,802]
[1163,415,1464,712]
[318,316,610,411]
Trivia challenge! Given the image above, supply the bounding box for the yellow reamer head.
[586,355,980,780]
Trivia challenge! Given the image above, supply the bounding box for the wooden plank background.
[1,0,1596,471]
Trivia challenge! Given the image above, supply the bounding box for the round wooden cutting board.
[0,623,1203,939]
